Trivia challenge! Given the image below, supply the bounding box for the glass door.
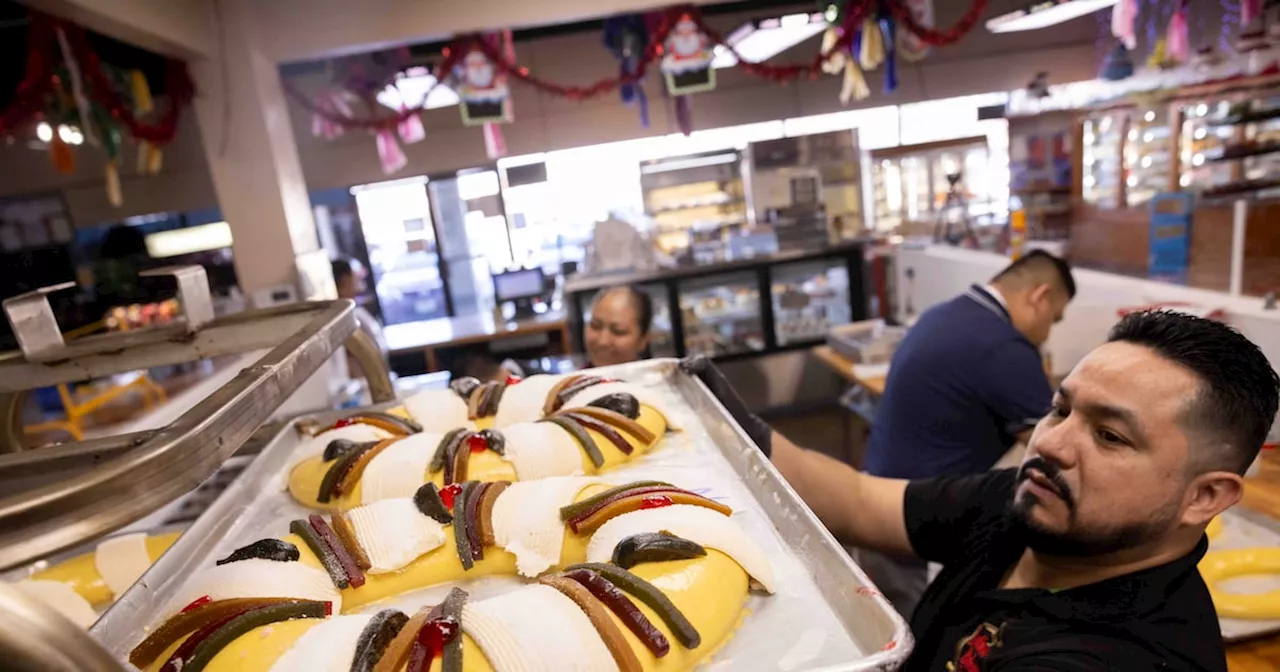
[351,176,448,325]
[428,167,512,317]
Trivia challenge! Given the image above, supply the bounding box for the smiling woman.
[584,286,654,368]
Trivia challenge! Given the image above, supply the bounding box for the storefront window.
[782,105,900,149]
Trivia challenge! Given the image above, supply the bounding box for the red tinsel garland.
[886,0,988,47]
[0,10,194,145]
[288,0,987,133]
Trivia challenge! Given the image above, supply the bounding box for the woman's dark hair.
[596,285,653,336]
[331,258,354,285]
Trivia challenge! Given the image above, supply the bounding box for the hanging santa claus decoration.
[456,46,511,126]
[661,12,716,96]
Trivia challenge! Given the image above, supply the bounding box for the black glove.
[679,355,773,457]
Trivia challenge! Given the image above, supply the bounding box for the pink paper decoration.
[376,129,408,174]
[1111,0,1138,50]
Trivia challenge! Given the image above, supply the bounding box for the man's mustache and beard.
[1009,456,1182,557]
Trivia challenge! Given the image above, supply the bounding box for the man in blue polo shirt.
[860,250,1075,615]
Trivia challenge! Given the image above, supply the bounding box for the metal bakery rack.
[0,266,395,672]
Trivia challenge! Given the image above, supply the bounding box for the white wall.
[894,246,1280,375]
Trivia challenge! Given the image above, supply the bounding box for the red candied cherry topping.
[440,483,464,510]
[323,601,333,616]
[179,595,212,613]
[467,434,487,454]
[505,374,523,385]
[639,494,674,510]
[408,616,460,671]
[331,418,355,430]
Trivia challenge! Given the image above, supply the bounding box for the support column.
[189,0,325,304]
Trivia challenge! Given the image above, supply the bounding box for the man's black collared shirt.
[900,469,1225,671]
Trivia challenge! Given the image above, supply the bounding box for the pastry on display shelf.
[128,477,775,672]
[288,375,672,511]
[9,531,181,627]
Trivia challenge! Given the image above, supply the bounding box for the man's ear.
[1028,283,1053,308]
[1181,471,1244,526]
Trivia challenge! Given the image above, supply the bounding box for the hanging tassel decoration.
[1241,0,1262,27]
[136,140,150,174]
[49,134,75,174]
[604,15,651,127]
[1111,0,1138,50]
[130,70,154,114]
[674,96,693,136]
[54,26,99,147]
[375,129,407,174]
[397,106,426,144]
[483,122,507,160]
[1165,0,1190,64]
[841,60,871,104]
[860,16,885,70]
[821,27,845,75]
[896,0,934,62]
[105,160,123,207]
[880,7,898,93]
[137,141,163,175]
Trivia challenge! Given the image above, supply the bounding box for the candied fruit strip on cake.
[539,575,642,672]
[565,562,701,649]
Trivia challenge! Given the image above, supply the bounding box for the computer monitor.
[492,268,545,303]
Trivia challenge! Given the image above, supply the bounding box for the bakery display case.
[1198,92,1280,199]
[771,259,852,347]
[1179,98,1237,192]
[678,271,766,358]
[640,150,749,257]
[1081,109,1125,208]
[868,136,993,235]
[1125,105,1173,207]
[564,243,866,362]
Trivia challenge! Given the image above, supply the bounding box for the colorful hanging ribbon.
[604,15,651,127]
[1111,0,1138,50]
[879,3,898,93]
[375,129,407,174]
[54,25,99,147]
[1165,0,1190,64]
[397,106,426,144]
[1241,0,1263,27]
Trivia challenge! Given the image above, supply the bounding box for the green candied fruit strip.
[540,416,605,469]
[352,608,409,672]
[318,442,375,503]
[564,562,701,649]
[290,518,349,589]
[611,532,707,569]
[183,600,328,672]
[413,483,453,524]
[440,587,468,672]
[429,428,470,474]
[452,482,477,570]
[558,481,672,522]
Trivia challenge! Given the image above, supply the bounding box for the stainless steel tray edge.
[660,359,913,670]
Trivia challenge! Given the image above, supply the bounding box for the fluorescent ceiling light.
[640,152,738,174]
[987,0,1118,33]
[376,66,461,112]
[712,12,827,69]
[145,222,233,258]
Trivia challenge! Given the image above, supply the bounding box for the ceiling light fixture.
[712,12,828,69]
[987,0,1119,34]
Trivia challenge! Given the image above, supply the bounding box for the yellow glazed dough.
[146,484,752,671]
[1199,546,1280,620]
[29,532,180,607]
[288,405,669,511]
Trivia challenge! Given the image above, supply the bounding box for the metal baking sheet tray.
[92,358,912,670]
[1209,507,1280,643]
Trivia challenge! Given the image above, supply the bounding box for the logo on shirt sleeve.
[945,622,1005,672]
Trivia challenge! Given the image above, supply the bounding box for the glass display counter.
[1082,110,1125,208]
[563,243,866,362]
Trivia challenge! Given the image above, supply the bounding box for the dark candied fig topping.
[323,438,370,462]
[465,482,489,561]
[449,376,482,399]
[552,375,604,413]
[587,392,641,420]
[215,539,299,566]
[318,442,377,503]
[290,518,349,589]
[483,382,507,417]
[475,429,506,456]
[352,609,409,672]
[413,483,453,524]
[611,532,707,569]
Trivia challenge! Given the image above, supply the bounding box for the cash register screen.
[493,268,545,302]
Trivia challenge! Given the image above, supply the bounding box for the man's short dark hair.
[1108,310,1279,475]
[992,250,1076,299]
[331,258,353,285]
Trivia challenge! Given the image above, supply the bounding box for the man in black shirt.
[687,310,1280,669]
